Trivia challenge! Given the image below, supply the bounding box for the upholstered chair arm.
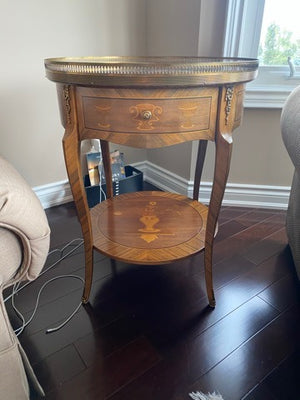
[281,85,300,279]
[0,156,50,289]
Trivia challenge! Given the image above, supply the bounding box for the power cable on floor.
[4,238,84,335]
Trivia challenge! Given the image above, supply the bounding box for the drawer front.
[77,87,218,140]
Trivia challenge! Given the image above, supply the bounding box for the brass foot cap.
[209,299,216,308]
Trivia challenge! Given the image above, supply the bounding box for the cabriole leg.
[205,133,232,307]
[62,123,94,304]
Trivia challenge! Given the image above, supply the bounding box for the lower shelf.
[90,191,208,264]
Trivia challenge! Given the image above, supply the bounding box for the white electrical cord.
[98,163,107,203]
[101,187,107,201]
[4,238,84,336]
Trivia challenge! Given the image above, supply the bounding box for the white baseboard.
[134,161,192,196]
[33,180,72,209]
[34,161,291,210]
[134,161,290,210]
[208,182,290,210]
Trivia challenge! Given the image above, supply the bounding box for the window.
[224,0,300,108]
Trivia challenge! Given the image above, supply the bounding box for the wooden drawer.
[77,87,218,144]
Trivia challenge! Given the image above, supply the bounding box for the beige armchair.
[281,85,300,280]
[0,156,50,399]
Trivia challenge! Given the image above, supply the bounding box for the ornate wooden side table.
[45,56,258,307]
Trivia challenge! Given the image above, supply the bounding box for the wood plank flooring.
[5,186,300,399]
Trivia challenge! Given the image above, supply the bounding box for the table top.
[45,56,258,87]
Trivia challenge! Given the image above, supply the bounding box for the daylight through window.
[224,0,300,107]
[259,0,300,68]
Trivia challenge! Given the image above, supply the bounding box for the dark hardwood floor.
[5,184,300,399]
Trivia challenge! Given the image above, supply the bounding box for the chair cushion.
[0,228,22,286]
[281,85,300,279]
[281,85,300,170]
[0,339,29,400]
[0,156,50,287]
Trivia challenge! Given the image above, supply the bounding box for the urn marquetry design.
[95,105,112,129]
[178,102,199,129]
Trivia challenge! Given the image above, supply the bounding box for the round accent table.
[45,56,258,307]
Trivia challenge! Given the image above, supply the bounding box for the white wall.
[146,0,201,56]
[198,0,227,57]
[196,108,294,186]
[0,0,147,187]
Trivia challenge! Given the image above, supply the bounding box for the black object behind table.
[84,165,143,208]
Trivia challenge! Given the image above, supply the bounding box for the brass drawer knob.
[142,110,152,120]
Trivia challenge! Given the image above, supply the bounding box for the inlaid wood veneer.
[45,56,258,307]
